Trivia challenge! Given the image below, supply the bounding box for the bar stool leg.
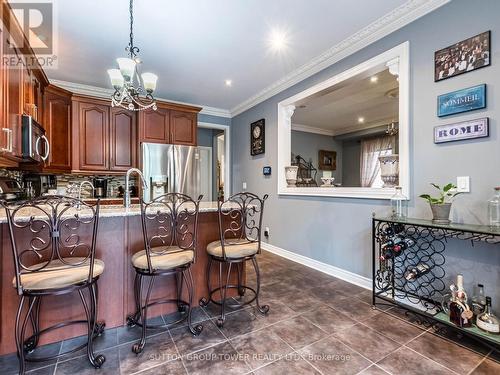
[132,275,155,354]
[127,273,142,326]
[15,296,27,375]
[184,268,203,336]
[176,272,186,312]
[216,262,232,328]
[79,286,105,368]
[237,262,245,297]
[24,296,42,352]
[251,257,269,315]
[199,257,212,307]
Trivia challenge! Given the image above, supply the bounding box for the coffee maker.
[93,177,108,198]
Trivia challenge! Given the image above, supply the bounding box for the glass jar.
[488,187,500,229]
[390,186,408,219]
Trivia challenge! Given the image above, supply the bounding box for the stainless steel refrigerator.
[142,143,207,202]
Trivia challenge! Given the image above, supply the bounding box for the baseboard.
[261,242,372,290]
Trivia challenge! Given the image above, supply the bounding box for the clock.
[250,119,265,156]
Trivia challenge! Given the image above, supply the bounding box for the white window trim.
[277,41,410,200]
[198,121,231,199]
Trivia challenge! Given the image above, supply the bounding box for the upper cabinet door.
[6,48,23,158]
[110,107,137,171]
[77,102,109,171]
[43,88,71,171]
[170,110,197,146]
[139,107,170,143]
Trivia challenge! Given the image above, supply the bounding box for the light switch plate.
[457,176,470,193]
[242,182,247,190]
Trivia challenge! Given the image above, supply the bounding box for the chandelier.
[386,121,399,136]
[107,0,158,111]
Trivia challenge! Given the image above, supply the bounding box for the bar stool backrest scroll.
[2,196,100,295]
[217,192,269,259]
[140,193,203,273]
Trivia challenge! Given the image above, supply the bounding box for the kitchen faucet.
[78,180,95,201]
[124,168,148,208]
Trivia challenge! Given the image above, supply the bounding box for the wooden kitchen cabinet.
[5,47,23,158]
[110,107,137,171]
[139,107,170,144]
[73,98,110,172]
[170,110,197,146]
[43,85,72,172]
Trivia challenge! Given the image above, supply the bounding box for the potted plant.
[419,183,462,224]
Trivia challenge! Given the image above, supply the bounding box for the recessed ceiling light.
[225,79,232,87]
[268,28,289,52]
[358,117,365,123]
[370,76,378,83]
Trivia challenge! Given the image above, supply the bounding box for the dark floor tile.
[134,359,186,374]
[215,308,264,339]
[59,328,118,361]
[357,365,389,375]
[355,290,374,305]
[376,347,454,375]
[471,357,500,374]
[27,365,56,375]
[170,319,226,356]
[333,323,399,362]
[162,306,209,329]
[384,305,428,326]
[332,298,381,322]
[308,282,351,307]
[279,290,319,314]
[202,298,244,318]
[300,305,357,334]
[182,341,251,375]
[407,332,485,374]
[253,299,298,326]
[116,316,167,345]
[0,352,21,374]
[361,311,424,344]
[55,347,120,375]
[257,281,301,302]
[254,353,320,374]
[298,335,371,375]
[0,342,60,374]
[271,316,327,350]
[230,329,293,370]
[118,331,179,374]
[330,279,368,297]
[433,324,491,355]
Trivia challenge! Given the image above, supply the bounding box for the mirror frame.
[277,41,410,199]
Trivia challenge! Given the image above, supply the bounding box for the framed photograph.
[250,119,265,155]
[318,150,337,170]
[434,117,489,144]
[437,84,486,117]
[434,31,490,82]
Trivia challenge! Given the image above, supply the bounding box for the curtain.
[360,136,394,187]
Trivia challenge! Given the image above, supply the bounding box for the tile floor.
[1,251,499,375]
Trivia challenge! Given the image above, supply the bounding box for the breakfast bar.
[0,202,244,356]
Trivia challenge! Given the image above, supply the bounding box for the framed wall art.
[318,150,337,170]
[437,84,486,117]
[434,117,489,144]
[250,119,265,156]
[434,31,490,82]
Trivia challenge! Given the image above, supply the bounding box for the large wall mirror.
[278,42,409,199]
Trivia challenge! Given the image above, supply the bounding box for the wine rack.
[372,216,500,349]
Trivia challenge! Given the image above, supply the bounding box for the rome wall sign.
[434,117,489,144]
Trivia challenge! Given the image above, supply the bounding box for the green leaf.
[451,192,463,198]
[443,183,456,192]
[419,194,432,201]
[430,198,443,204]
[430,183,441,190]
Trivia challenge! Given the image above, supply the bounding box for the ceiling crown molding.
[50,79,232,118]
[230,0,450,117]
[291,123,336,136]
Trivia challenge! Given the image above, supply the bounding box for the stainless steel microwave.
[21,115,50,163]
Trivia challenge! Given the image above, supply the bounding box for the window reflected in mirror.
[291,65,399,188]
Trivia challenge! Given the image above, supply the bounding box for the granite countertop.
[0,201,223,223]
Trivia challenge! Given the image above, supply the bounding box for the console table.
[372,216,500,350]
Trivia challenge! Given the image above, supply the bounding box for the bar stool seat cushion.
[13,257,105,291]
[207,239,259,259]
[132,247,194,270]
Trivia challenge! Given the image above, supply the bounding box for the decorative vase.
[320,177,335,187]
[430,203,452,224]
[285,166,299,187]
[379,154,399,188]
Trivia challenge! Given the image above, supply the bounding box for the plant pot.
[430,203,452,224]
[285,166,299,187]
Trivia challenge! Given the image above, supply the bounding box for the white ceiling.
[34,0,445,112]
[292,68,399,134]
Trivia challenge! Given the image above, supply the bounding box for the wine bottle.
[476,297,500,334]
[404,263,431,281]
[471,284,486,323]
[449,275,472,328]
[383,224,404,236]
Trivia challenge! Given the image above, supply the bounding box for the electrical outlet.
[264,227,270,237]
[457,176,470,193]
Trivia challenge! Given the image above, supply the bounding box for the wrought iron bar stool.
[200,192,269,327]
[127,193,204,354]
[2,196,105,375]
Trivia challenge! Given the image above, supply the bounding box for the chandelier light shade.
[107,0,158,111]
